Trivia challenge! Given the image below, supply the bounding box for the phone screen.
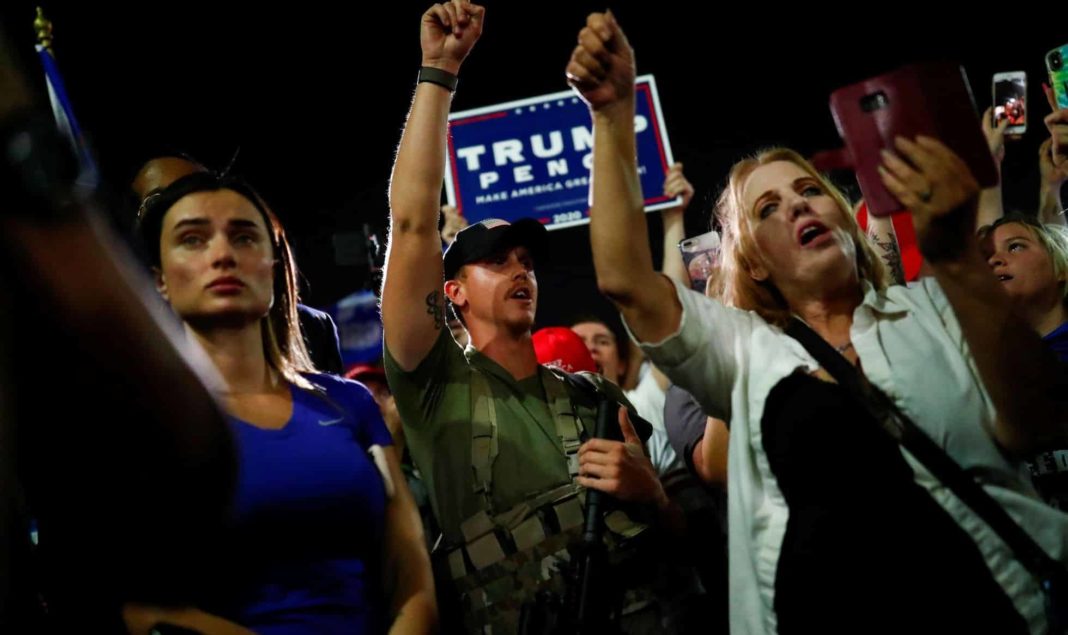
[679,230,721,293]
[993,75,1027,129]
[1047,46,1068,109]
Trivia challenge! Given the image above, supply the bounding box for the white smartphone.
[679,230,721,293]
[992,71,1027,136]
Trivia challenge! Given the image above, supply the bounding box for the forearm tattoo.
[425,290,444,330]
[873,236,906,286]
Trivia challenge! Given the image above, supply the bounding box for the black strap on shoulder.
[548,368,653,444]
[785,317,1067,619]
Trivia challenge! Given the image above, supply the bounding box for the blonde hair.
[713,148,890,326]
[979,215,1068,303]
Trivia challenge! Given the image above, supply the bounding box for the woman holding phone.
[567,11,1068,632]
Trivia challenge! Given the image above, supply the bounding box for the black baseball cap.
[443,218,549,279]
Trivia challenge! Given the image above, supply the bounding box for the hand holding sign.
[440,204,467,246]
[421,0,485,75]
[566,11,635,112]
[663,162,694,212]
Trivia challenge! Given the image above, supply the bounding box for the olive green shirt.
[384,328,630,545]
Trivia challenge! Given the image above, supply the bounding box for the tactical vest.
[440,366,648,633]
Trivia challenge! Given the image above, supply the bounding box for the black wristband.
[418,66,458,92]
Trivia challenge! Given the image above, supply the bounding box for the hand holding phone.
[992,71,1027,136]
[1046,44,1068,110]
[826,62,997,217]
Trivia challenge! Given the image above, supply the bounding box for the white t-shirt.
[625,360,685,476]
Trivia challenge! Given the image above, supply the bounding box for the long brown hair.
[137,170,317,390]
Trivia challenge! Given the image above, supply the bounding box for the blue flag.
[36,43,99,187]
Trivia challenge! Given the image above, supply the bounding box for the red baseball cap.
[532,327,597,374]
[345,363,386,383]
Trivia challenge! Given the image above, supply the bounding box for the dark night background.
[2,1,1062,326]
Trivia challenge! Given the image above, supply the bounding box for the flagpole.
[32,6,99,187]
[33,7,52,54]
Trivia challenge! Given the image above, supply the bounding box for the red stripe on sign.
[445,131,463,215]
[450,111,509,126]
[446,111,510,214]
[639,84,670,175]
